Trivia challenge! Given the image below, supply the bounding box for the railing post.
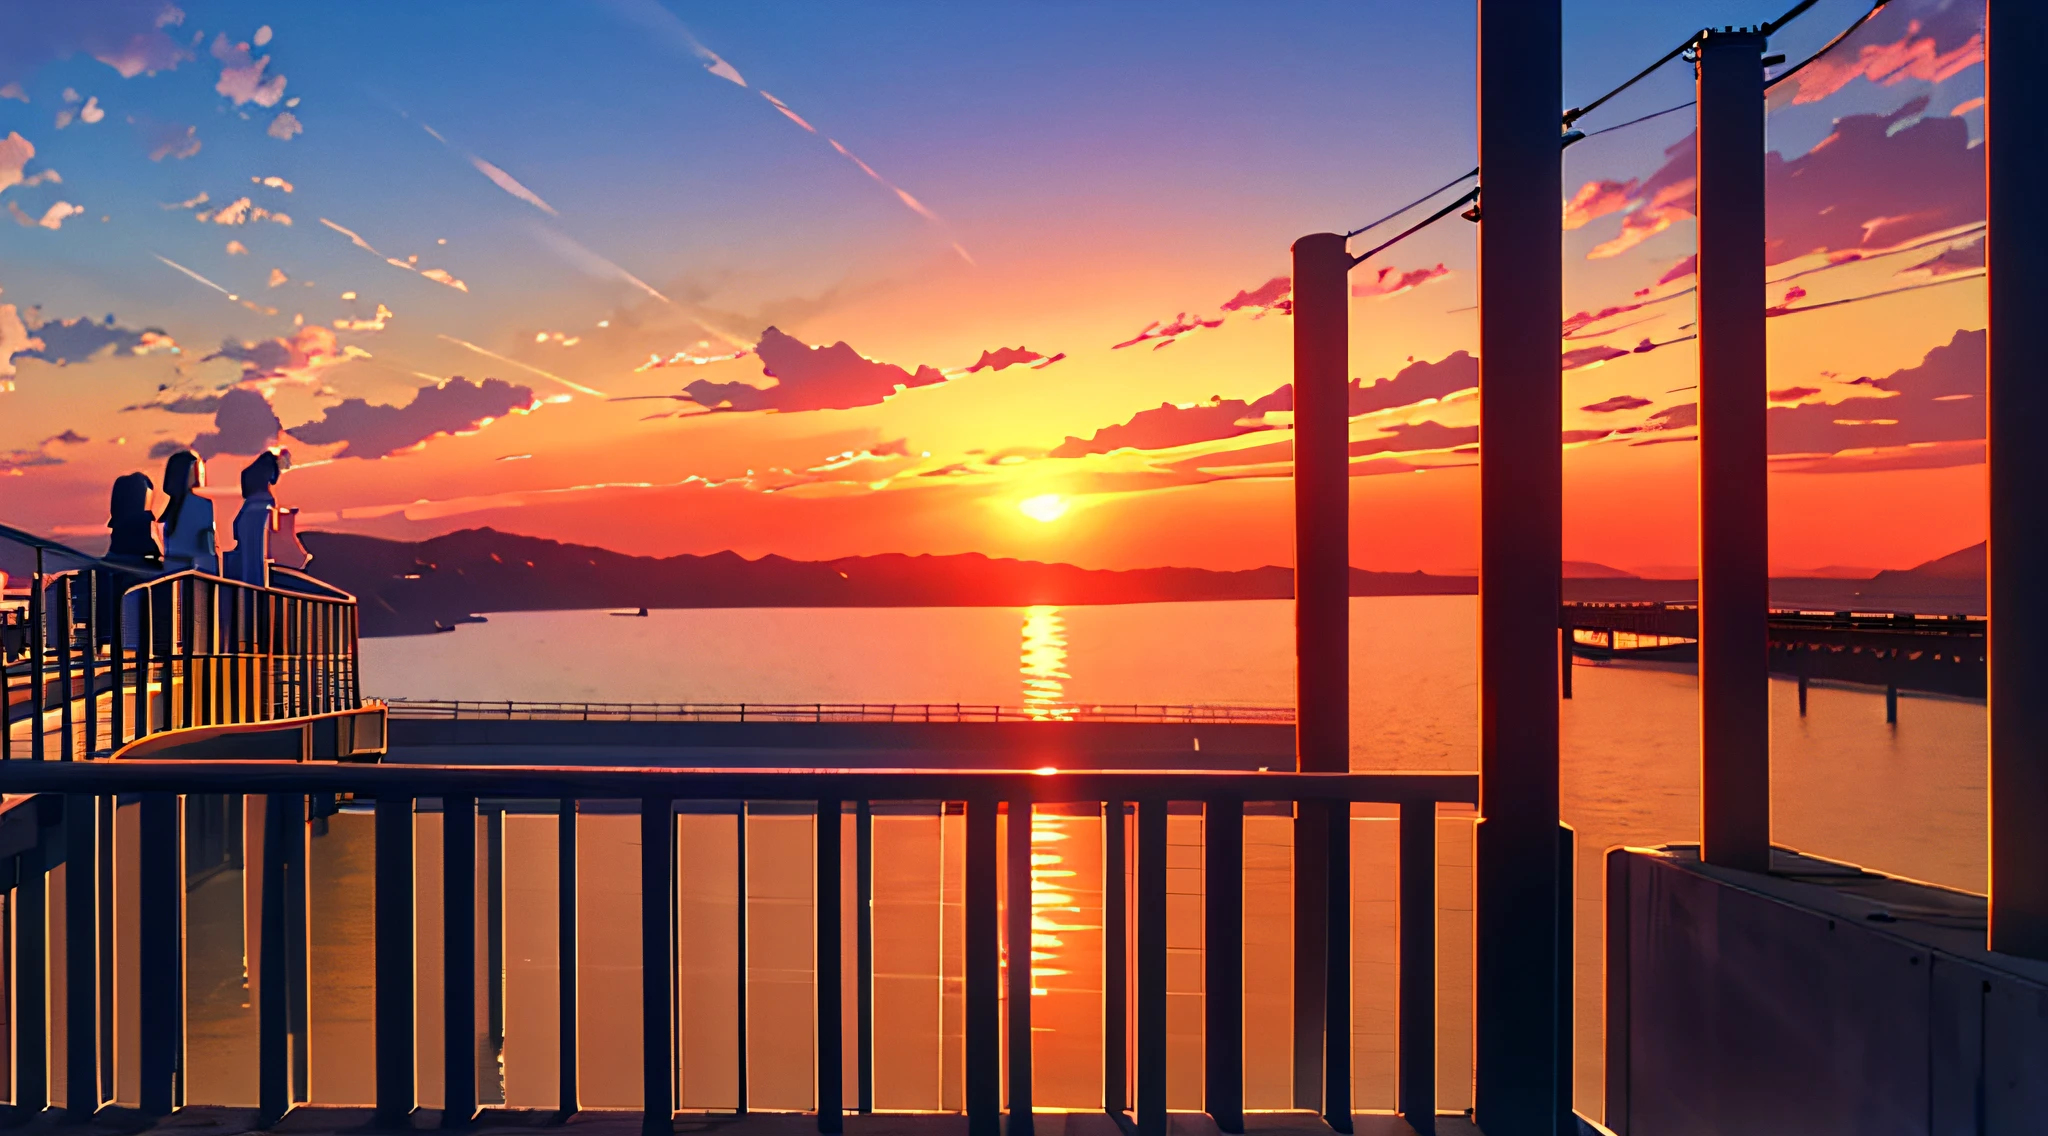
[64,794,97,1116]
[58,578,74,760]
[1292,802,1328,1109]
[29,553,44,761]
[16,835,48,1114]
[139,792,182,1115]
[259,793,291,1126]
[1205,797,1245,1134]
[1103,800,1128,1119]
[134,585,152,741]
[1695,25,1772,872]
[1475,0,1566,1131]
[855,799,874,1116]
[287,793,311,1103]
[817,798,844,1134]
[96,796,113,1097]
[641,796,674,1136]
[444,794,478,1127]
[1323,800,1352,1134]
[84,573,98,754]
[965,796,1000,1136]
[1006,798,1034,1136]
[487,805,506,1091]
[376,796,416,1125]
[1398,801,1437,1135]
[736,801,749,1113]
[1136,799,1167,1136]
[558,797,580,1116]
[109,581,124,749]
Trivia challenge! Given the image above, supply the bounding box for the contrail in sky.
[607,0,973,264]
[153,253,232,296]
[437,333,608,398]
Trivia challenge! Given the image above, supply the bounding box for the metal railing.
[381,698,1298,725]
[5,563,362,761]
[0,760,1478,1136]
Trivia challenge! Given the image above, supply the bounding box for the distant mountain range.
[295,529,1987,637]
[301,528,1475,636]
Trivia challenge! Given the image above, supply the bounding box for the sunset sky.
[0,0,1988,577]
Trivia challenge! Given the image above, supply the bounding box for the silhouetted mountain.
[1875,541,1984,582]
[1563,560,1638,579]
[1560,541,1987,615]
[300,528,1481,636]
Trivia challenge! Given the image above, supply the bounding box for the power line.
[1338,0,1875,268]
[1768,269,1983,316]
[1350,188,1480,266]
[1577,101,1694,142]
[1563,0,1838,128]
[1768,1,1890,91]
[1343,169,1478,240]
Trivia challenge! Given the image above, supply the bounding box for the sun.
[1017,494,1070,523]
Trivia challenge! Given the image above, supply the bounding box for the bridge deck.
[17,1108,1487,1136]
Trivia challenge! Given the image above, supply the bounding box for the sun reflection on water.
[1025,816,1092,996]
[1020,604,1072,720]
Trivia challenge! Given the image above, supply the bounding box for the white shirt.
[162,492,219,574]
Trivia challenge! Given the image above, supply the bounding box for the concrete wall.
[1606,846,2048,1135]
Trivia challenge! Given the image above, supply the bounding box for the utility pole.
[1289,230,1350,1109]
[1988,0,2048,957]
[1474,0,1565,1131]
[1695,27,1772,872]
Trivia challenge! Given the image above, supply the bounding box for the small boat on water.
[610,606,650,617]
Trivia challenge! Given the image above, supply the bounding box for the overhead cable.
[1343,169,1479,239]
[1577,101,1694,142]
[1769,270,1982,316]
[1350,188,1480,266]
[1767,0,1890,91]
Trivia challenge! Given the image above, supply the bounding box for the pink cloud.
[290,377,541,459]
[1903,236,1983,277]
[211,32,286,107]
[680,327,948,413]
[1219,276,1292,317]
[137,118,200,161]
[1776,2,1983,106]
[1051,352,1479,460]
[1563,178,1638,230]
[1352,262,1451,298]
[1582,394,1652,413]
[0,2,188,84]
[1112,312,1223,350]
[962,346,1063,373]
[1588,94,1983,267]
[1655,255,1696,286]
[1562,344,1631,371]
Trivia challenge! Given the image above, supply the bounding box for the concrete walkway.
[7,1108,1482,1136]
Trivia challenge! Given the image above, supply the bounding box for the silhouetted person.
[228,450,285,587]
[104,471,161,646]
[160,450,219,574]
[106,472,162,568]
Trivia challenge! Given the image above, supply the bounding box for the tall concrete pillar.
[1988,1,2048,958]
[1474,0,1564,1132]
[1695,28,1772,872]
[1290,231,1350,1108]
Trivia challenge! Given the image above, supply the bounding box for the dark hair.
[108,471,153,528]
[161,450,200,533]
[240,451,282,498]
[107,471,161,562]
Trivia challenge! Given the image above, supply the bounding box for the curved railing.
[4,551,361,760]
